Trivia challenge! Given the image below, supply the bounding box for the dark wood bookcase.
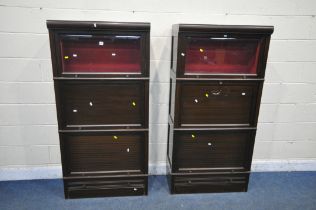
[167,24,274,194]
[47,20,150,198]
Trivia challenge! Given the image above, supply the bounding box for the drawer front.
[172,173,249,194]
[176,81,259,127]
[65,176,147,198]
[173,130,255,172]
[57,80,148,129]
[61,132,147,175]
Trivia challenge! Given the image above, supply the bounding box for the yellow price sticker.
[64,56,69,59]
[132,101,136,107]
[191,134,196,139]
[205,93,209,98]
[113,136,118,140]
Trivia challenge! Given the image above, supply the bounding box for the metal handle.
[211,90,221,95]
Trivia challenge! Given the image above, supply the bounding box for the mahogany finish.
[176,81,260,127]
[57,80,148,129]
[171,24,273,78]
[61,132,147,176]
[47,20,150,78]
[65,176,148,198]
[173,130,255,172]
[47,20,150,198]
[168,24,273,194]
[172,173,249,194]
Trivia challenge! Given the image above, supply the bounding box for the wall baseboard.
[1,160,316,181]
[0,166,62,181]
[251,159,316,172]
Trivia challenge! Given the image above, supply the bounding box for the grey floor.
[0,172,316,210]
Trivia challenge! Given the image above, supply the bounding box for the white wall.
[0,0,316,178]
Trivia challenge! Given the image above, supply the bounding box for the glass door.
[59,34,142,74]
[182,36,263,75]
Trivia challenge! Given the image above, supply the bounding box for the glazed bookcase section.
[55,80,149,130]
[184,37,261,75]
[60,34,142,74]
[171,129,255,173]
[173,80,261,128]
[47,20,150,78]
[172,24,273,78]
[60,131,148,177]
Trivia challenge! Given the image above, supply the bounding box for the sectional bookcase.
[47,20,150,198]
[167,24,274,194]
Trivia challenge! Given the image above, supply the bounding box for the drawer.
[172,173,249,194]
[57,80,148,129]
[176,81,260,127]
[173,130,255,172]
[60,132,147,176]
[65,176,147,198]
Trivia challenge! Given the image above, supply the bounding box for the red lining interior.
[184,38,261,74]
[60,37,142,73]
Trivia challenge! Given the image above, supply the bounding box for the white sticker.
[99,41,104,46]
[73,54,77,57]
[73,109,78,113]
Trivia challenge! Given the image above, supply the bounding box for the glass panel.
[184,37,261,75]
[60,35,142,74]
